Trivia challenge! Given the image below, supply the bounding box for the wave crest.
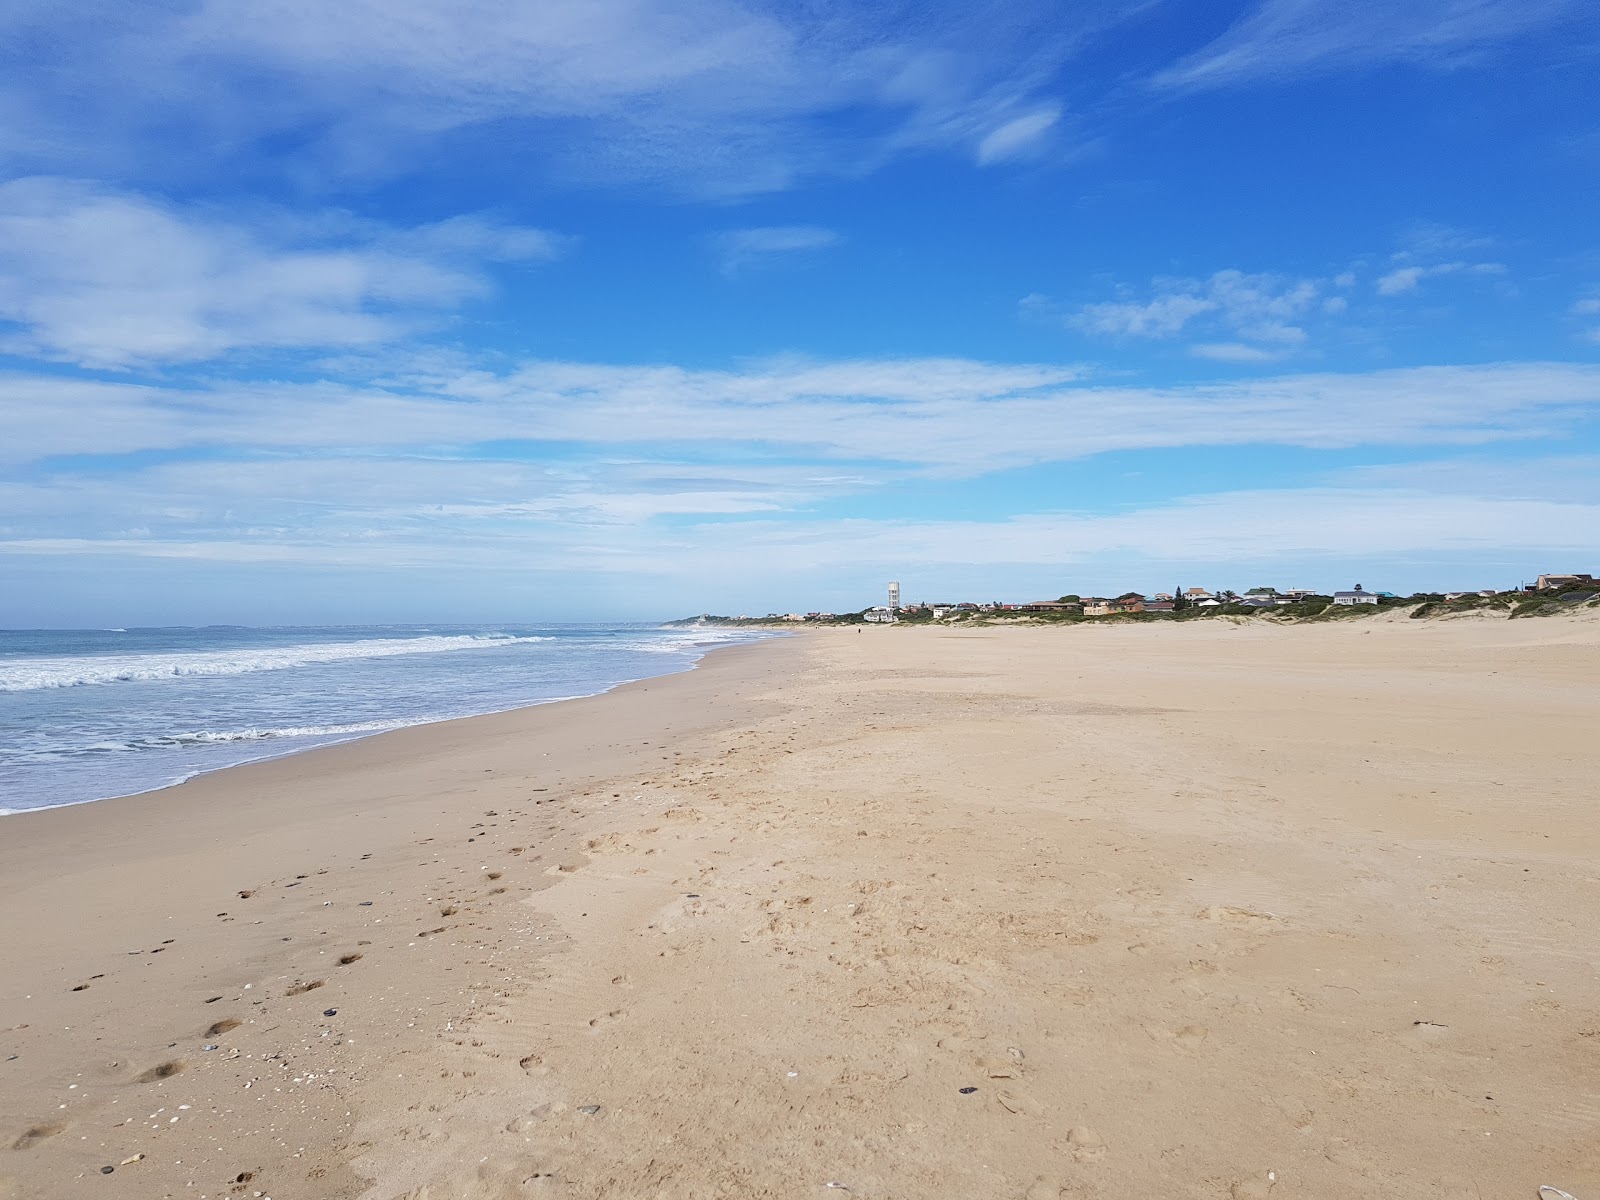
[0,634,551,692]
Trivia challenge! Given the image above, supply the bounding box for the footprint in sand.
[503,1104,553,1133]
[136,1061,184,1083]
[339,953,364,965]
[1196,905,1278,923]
[1066,1126,1107,1163]
[587,1010,625,1029]
[1026,1178,1082,1200]
[980,1059,1019,1081]
[1145,1024,1209,1048]
[205,1018,241,1038]
[285,980,325,996]
[1230,1171,1278,1198]
[996,1090,1043,1117]
[11,1124,64,1151]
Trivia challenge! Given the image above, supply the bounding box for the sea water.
[0,623,769,814]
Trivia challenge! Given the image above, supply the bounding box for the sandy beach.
[3,615,1599,1200]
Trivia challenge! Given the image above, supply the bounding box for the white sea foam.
[0,634,550,692]
[0,719,428,768]
[625,628,763,654]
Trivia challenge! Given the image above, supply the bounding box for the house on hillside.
[1536,573,1596,590]
[1144,600,1176,612]
[1332,585,1379,606]
[1184,587,1215,601]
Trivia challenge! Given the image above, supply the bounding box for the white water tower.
[888,581,901,611]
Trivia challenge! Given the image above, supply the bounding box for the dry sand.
[3,615,1599,1200]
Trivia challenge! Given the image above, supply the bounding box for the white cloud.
[1572,295,1600,343]
[1072,291,1218,339]
[1395,220,1495,258]
[711,225,841,274]
[684,489,1600,571]
[1,1,1120,196]
[3,354,1598,591]
[1337,453,1600,504]
[5,485,1596,584]
[1153,0,1579,91]
[1376,260,1506,295]
[975,105,1061,165]
[1067,269,1320,355]
[4,357,1597,474]
[1376,266,1428,296]
[0,178,562,368]
[1190,342,1283,363]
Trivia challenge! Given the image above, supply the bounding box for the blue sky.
[2,0,1598,624]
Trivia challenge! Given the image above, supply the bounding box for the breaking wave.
[0,634,551,693]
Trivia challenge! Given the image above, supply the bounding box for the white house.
[1332,585,1379,606]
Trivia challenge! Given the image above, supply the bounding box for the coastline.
[4,619,1599,1199]
[0,636,797,1200]
[0,629,773,818]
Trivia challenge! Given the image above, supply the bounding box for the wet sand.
[3,615,1598,1199]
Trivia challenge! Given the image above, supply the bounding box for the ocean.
[0,623,769,815]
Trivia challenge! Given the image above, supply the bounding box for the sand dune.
[3,615,1598,1199]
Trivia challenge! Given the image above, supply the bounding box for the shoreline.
[0,630,775,818]
[0,635,798,1200]
[4,619,1598,1199]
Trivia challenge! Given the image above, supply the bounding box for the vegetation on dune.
[673,584,1598,629]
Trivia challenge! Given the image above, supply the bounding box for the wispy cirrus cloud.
[1569,294,1600,343]
[710,225,841,275]
[1376,260,1506,295]
[4,354,1596,601]
[0,177,564,369]
[5,356,1597,472]
[1153,0,1581,91]
[1374,224,1506,296]
[5,484,1596,594]
[1039,269,1330,361]
[0,1,1130,197]
[975,104,1062,165]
